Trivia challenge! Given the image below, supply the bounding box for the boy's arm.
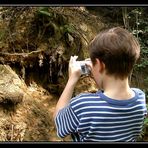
[53,77,78,118]
[53,56,81,118]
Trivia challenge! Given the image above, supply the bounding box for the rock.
[0,64,57,141]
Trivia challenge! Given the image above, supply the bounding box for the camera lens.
[81,64,86,74]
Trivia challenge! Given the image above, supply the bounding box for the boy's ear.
[96,59,105,73]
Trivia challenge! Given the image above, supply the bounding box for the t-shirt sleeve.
[54,104,79,138]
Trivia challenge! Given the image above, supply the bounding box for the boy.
[53,27,147,142]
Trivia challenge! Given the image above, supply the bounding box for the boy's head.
[88,27,140,80]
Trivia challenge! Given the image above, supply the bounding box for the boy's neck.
[102,75,135,100]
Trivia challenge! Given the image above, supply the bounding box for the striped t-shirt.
[55,88,147,142]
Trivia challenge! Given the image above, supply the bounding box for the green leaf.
[39,10,52,17]
[38,7,49,12]
[144,116,148,125]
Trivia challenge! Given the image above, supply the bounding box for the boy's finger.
[73,55,78,61]
[69,56,74,64]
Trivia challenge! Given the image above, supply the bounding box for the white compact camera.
[77,60,91,75]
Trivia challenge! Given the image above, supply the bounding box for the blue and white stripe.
[55,88,147,142]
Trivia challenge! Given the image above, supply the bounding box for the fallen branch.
[0,49,47,64]
[0,49,45,57]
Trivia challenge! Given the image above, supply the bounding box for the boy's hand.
[68,56,81,83]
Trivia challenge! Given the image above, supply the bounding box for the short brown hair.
[88,27,140,79]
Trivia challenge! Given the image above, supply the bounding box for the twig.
[71,24,89,45]
[10,124,14,141]
[0,49,45,56]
